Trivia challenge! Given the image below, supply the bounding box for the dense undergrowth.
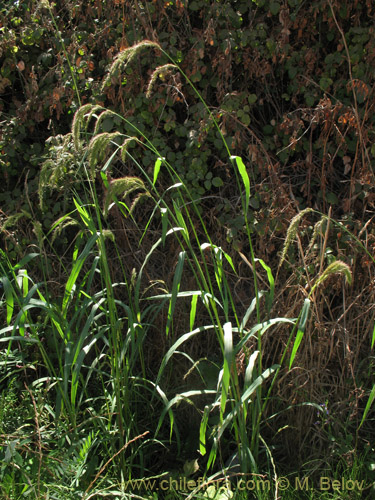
[0,94,372,498]
[0,1,375,499]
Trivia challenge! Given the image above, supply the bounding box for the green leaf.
[325,191,338,204]
[320,77,333,91]
[269,1,280,15]
[212,177,223,187]
[288,66,298,79]
[249,196,259,209]
[248,94,257,104]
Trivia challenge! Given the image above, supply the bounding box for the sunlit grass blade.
[62,232,99,316]
[218,365,279,441]
[240,292,266,332]
[161,207,168,246]
[153,157,163,185]
[231,156,250,214]
[73,197,92,229]
[244,350,259,389]
[199,405,210,456]
[220,322,233,420]
[205,365,279,471]
[173,200,190,243]
[189,294,198,331]
[255,258,274,314]
[236,317,296,354]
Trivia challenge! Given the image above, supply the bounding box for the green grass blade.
[2,276,14,326]
[240,292,266,332]
[155,390,216,437]
[155,325,214,388]
[199,405,210,456]
[71,330,104,409]
[231,156,250,214]
[244,350,259,389]
[62,232,99,315]
[12,253,39,271]
[289,298,311,369]
[161,207,168,246]
[134,227,185,308]
[73,198,92,229]
[359,384,375,429]
[217,365,279,441]
[236,317,296,354]
[166,250,186,336]
[255,258,274,313]
[221,322,233,420]
[153,157,163,185]
[189,294,198,331]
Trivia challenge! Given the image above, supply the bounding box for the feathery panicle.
[100,229,115,243]
[129,191,151,215]
[85,104,105,129]
[1,211,30,231]
[146,64,179,98]
[72,104,95,151]
[279,208,313,269]
[36,0,51,10]
[103,176,148,217]
[51,217,80,243]
[39,159,55,210]
[39,134,75,210]
[93,110,117,135]
[306,216,326,256]
[311,260,352,294]
[121,137,138,162]
[101,40,161,91]
[87,132,123,172]
[33,220,44,250]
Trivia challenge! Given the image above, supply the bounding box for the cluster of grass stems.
[0,40,374,500]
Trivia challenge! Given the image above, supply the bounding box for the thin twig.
[84,430,150,497]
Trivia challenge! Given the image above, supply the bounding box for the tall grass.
[1,40,372,500]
